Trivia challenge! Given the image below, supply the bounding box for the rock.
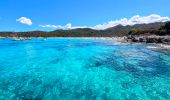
[131,37,139,42]
[126,35,170,44]
[146,38,157,43]
[157,38,163,43]
[161,37,170,44]
[132,38,138,42]
[139,38,145,42]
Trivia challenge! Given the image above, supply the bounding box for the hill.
[0,22,168,37]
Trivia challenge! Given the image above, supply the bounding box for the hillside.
[0,22,167,37]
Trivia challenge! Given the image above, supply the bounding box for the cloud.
[39,23,72,29]
[39,23,87,29]
[16,17,32,25]
[39,14,170,30]
[93,14,170,29]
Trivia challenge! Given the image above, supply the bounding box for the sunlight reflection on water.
[0,38,170,100]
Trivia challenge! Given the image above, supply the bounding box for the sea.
[0,38,170,100]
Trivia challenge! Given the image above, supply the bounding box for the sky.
[0,0,170,31]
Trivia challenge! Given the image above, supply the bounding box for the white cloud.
[93,14,170,29]
[16,17,32,25]
[39,23,71,29]
[39,23,87,29]
[39,14,170,30]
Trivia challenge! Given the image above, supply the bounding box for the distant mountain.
[102,22,165,36]
[0,22,167,37]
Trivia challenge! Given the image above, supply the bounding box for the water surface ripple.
[0,38,170,100]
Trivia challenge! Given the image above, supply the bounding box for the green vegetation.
[165,21,170,31]
[0,22,169,37]
[156,21,170,35]
[128,29,140,35]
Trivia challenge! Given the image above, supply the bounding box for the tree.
[156,30,167,36]
[165,21,170,30]
[128,29,140,35]
[165,21,170,34]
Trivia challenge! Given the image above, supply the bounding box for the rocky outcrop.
[127,35,170,44]
[161,37,170,44]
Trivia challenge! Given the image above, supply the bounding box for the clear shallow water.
[0,38,170,100]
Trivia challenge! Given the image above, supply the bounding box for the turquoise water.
[0,38,170,100]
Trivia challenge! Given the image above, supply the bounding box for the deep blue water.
[0,38,170,100]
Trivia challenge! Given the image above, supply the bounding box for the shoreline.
[147,43,170,51]
[1,36,127,41]
[1,36,170,50]
[2,36,170,50]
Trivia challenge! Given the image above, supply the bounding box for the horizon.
[0,0,170,31]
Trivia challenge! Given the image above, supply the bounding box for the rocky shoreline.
[126,35,170,44]
[126,35,170,50]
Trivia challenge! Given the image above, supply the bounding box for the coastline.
[147,43,170,51]
[0,36,127,41]
[2,36,170,51]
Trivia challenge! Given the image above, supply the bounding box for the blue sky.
[0,0,170,31]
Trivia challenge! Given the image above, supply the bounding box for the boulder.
[161,37,170,44]
[139,38,145,42]
[146,38,158,43]
[132,37,139,42]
